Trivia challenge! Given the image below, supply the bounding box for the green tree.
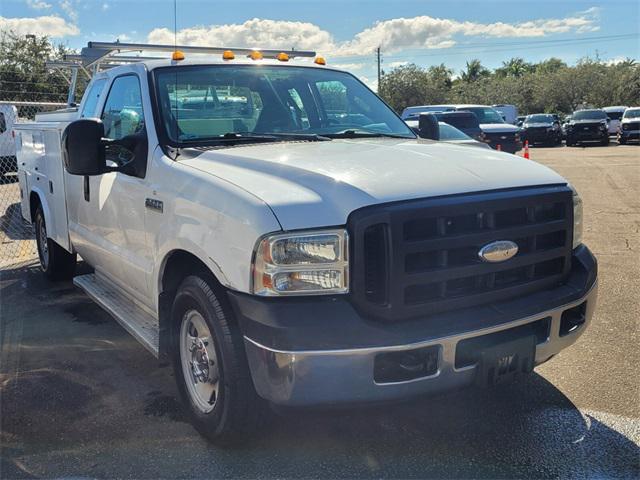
[460,59,490,83]
[495,58,534,78]
[0,31,83,105]
[378,63,454,112]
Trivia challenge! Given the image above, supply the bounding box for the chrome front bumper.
[244,281,597,406]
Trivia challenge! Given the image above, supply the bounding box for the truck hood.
[479,123,520,133]
[181,138,566,230]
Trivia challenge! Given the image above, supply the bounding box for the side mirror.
[418,113,440,140]
[62,118,107,175]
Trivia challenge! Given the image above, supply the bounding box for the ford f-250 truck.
[16,42,598,445]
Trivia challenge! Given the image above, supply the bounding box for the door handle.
[84,175,90,202]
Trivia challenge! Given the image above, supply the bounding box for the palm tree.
[460,59,489,83]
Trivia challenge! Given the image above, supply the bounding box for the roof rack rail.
[71,41,315,69]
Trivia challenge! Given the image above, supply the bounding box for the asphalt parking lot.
[1,143,639,479]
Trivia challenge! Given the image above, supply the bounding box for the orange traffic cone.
[523,141,530,159]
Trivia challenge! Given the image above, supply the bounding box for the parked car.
[407,104,522,153]
[516,115,526,127]
[401,105,454,120]
[0,103,18,175]
[565,109,610,146]
[435,111,485,142]
[618,107,640,144]
[603,106,628,135]
[406,116,490,149]
[492,104,519,124]
[520,114,562,146]
[561,115,572,139]
[16,42,597,445]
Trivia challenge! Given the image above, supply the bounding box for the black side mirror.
[62,119,107,175]
[418,113,440,140]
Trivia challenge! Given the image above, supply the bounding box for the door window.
[101,75,145,139]
[0,113,6,134]
[80,78,107,118]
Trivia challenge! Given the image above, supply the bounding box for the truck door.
[72,74,154,308]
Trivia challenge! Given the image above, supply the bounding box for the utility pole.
[376,46,382,91]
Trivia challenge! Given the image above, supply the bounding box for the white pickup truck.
[16,46,598,444]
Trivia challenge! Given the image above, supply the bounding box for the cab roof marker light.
[172,50,185,61]
[276,52,289,62]
[314,57,326,65]
[222,50,235,60]
[249,50,263,60]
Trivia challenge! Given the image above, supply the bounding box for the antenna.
[173,0,179,149]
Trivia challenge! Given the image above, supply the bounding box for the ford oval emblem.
[478,240,518,263]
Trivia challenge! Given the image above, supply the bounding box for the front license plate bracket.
[475,335,536,388]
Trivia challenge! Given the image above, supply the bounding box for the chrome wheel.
[180,309,220,413]
[36,212,49,270]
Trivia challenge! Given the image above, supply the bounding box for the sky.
[1,0,639,88]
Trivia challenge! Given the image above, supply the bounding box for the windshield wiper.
[326,129,413,139]
[179,131,331,145]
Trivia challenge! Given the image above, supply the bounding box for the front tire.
[34,206,76,280]
[171,275,263,445]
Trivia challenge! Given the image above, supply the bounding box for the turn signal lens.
[276,52,289,62]
[222,50,235,60]
[172,50,185,61]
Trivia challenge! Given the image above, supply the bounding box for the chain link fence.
[0,100,67,268]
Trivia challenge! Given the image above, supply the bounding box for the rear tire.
[171,274,264,445]
[34,206,76,280]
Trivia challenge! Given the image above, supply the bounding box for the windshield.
[623,109,640,119]
[154,65,414,144]
[526,114,554,123]
[573,110,607,120]
[438,122,472,141]
[403,106,454,119]
[606,111,624,120]
[460,107,504,124]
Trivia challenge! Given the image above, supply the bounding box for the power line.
[332,32,638,59]
[389,35,635,59]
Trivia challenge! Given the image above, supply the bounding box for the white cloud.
[59,0,78,22]
[146,9,600,57]
[388,61,409,68]
[0,15,79,37]
[26,0,52,10]
[102,3,109,11]
[148,18,336,53]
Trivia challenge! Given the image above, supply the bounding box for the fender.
[29,186,52,231]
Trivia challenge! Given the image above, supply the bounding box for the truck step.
[73,273,159,357]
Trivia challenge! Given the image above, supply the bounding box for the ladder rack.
[47,41,317,106]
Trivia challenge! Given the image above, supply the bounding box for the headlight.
[252,229,349,295]
[570,185,583,249]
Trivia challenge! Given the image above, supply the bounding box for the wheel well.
[160,250,214,295]
[157,250,222,361]
[29,191,41,220]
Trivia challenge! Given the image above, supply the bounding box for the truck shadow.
[0,202,34,241]
[257,375,639,478]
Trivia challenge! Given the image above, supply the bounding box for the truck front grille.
[349,186,573,321]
